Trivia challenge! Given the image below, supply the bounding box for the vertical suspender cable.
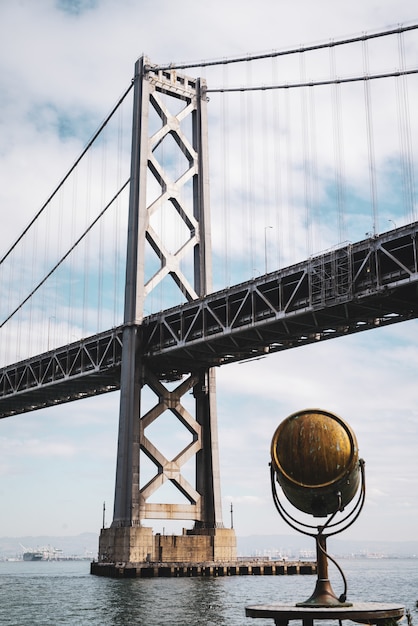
[261,81,270,271]
[28,201,39,356]
[42,184,50,351]
[14,227,24,359]
[308,85,319,253]
[98,128,107,332]
[0,86,132,354]
[396,30,416,223]
[362,39,379,236]
[240,89,248,277]
[52,205,60,351]
[0,253,12,364]
[272,57,283,270]
[68,168,78,341]
[300,52,312,258]
[82,144,92,336]
[330,44,347,245]
[246,61,255,276]
[221,63,230,287]
[395,34,409,223]
[114,99,123,325]
[285,86,295,261]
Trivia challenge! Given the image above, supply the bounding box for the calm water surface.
[0,559,417,625]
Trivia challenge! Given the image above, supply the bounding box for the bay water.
[0,558,417,625]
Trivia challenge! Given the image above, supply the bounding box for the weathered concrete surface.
[98,526,154,564]
[97,527,236,565]
[155,528,236,562]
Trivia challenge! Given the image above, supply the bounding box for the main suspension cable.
[153,23,418,71]
[0,82,133,266]
[0,179,130,330]
[205,67,418,94]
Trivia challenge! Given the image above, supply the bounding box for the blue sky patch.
[56,0,98,16]
[29,102,98,141]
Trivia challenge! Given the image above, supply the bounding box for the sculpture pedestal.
[245,602,404,626]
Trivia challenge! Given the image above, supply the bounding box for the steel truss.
[141,221,418,377]
[2,221,418,420]
[0,328,123,417]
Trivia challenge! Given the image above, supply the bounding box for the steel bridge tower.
[98,57,236,565]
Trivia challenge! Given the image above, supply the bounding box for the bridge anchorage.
[93,56,236,573]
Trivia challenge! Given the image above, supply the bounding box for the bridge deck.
[1,222,418,417]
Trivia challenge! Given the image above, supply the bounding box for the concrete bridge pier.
[97,526,236,565]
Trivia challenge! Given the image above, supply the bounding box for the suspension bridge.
[1,23,417,572]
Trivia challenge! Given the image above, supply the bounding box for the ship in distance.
[20,544,63,561]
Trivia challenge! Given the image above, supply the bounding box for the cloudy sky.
[1,0,418,551]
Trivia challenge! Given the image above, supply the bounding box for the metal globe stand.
[270,458,366,607]
[246,409,404,625]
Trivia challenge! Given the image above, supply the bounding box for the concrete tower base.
[97,526,236,565]
[98,526,154,564]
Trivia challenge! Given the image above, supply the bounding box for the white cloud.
[1,0,418,542]
[0,436,75,457]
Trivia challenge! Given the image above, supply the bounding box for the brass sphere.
[271,409,360,517]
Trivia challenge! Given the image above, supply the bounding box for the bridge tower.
[98,57,236,565]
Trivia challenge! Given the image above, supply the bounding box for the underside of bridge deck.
[1,222,418,418]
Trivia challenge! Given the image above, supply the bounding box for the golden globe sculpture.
[270,409,365,607]
[271,409,360,517]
